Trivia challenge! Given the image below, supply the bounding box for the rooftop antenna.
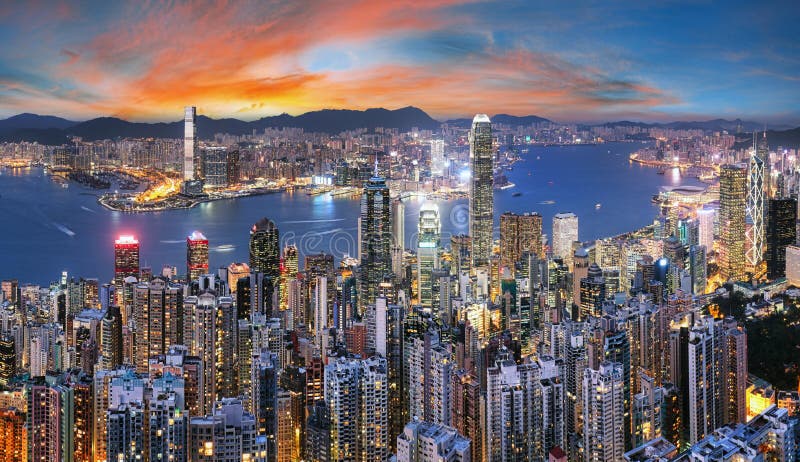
[374,158,379,177]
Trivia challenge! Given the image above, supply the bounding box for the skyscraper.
[719,164,747,281]
[187,230,209,281]
[184,106,197,181]
[746,152,765,266]
[417,202,441,310]
[430,139,445,176]
[469,114,493,268]
[583,362,626,462]
[500,211,543,269]
[552,213,579,269]
[766,197,797,279]
[114,235,140,304]
[392,198,406,278]
[250,218,280,278]
[359,171,392,310]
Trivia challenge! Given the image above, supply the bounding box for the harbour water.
[0,142,701,284]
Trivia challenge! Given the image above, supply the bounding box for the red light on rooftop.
[115,235,139,245]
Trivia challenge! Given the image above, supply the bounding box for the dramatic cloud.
[0,0,797,122]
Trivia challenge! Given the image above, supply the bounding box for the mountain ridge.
[0,109,796,146]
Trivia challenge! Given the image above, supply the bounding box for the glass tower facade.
[469,114,493,268]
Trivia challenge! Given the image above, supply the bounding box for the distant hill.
[733,127,800,150]
[444,114,553,128]
[0,106,440,142]
[1,109,797,146]
[601,118,785,132]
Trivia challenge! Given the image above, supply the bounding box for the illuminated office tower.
[583,361,625,462]
[280,244,298,311]
[184,106,197,181]
[579,263,605,320]
[552,213,579,268]
[573,248,589,306]
[450,234,472,276]
[500,211,543,270]
[689,245,707,295]
[746,152,765,266]
[697,207,715,252]
[187,230,209,281]
[396,419,471,462]
[430,139,445,175]
[114,235,140,304]
[392,198,406,278]
[0,408,26,461]
[28,382,74,462]
[469,114,493,268]
[132,277,183,373]
[486,352,565,462]
[188,398,267,462]
[250,217,281,278]
[227,262,250,303]
[719,164,747,281]
[766,197,797,279]
[359,170,392,310]
[417,202,441,310]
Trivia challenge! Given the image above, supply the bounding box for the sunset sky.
[1,0,798,123]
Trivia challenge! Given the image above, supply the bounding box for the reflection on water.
[0,142,702,284]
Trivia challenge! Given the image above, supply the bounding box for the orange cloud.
[19,0,676,122]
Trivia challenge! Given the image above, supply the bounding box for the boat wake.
[54,223,76,237]
[283,218,346,224]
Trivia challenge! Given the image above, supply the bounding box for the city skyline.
[0,1,799,124]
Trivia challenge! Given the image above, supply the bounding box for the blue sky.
[0,0,797,124]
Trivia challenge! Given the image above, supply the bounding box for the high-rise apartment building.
[500,211,543,269]
[469,114,493,268]
[486,353,564,462]
[396,419,471,462]
[583,362,626,462]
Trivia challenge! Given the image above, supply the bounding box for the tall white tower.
[183,106,197,181]
[746,147,765,267]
